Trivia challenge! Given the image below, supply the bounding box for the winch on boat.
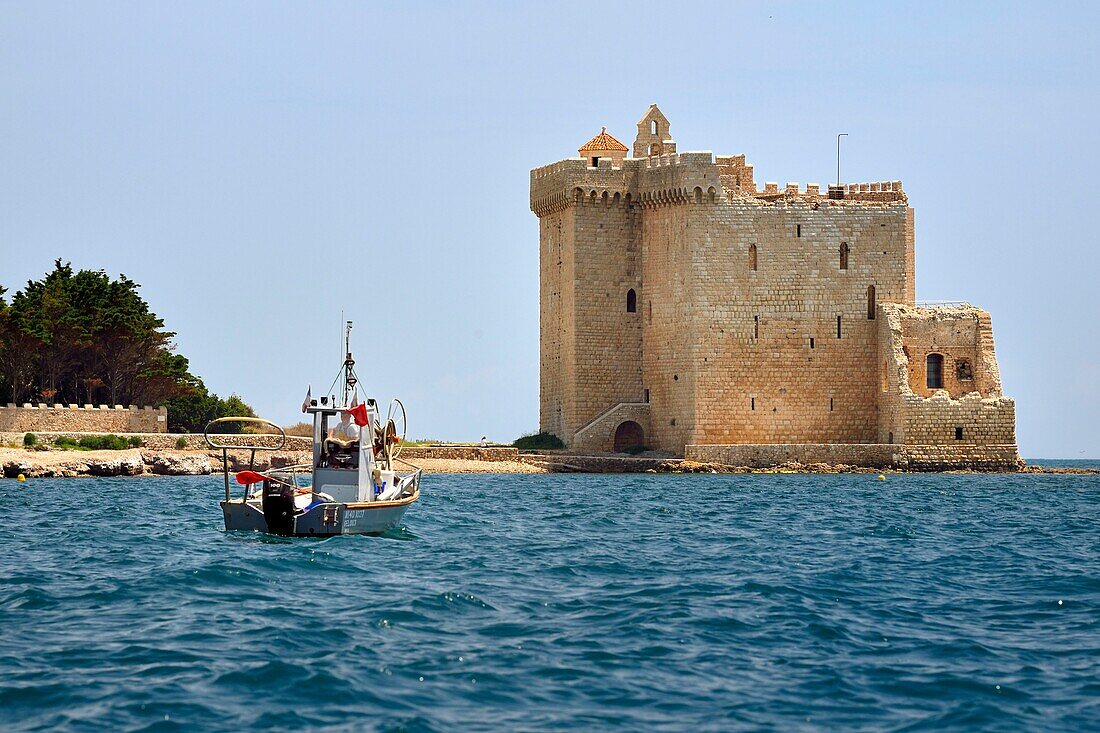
[206,321,421,537]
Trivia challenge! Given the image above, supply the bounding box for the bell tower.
[633,104,676,158]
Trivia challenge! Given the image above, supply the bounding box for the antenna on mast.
[343,320,355,406]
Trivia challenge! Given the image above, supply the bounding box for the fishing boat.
[205,322,421,536]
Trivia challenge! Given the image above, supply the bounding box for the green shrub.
[80,435,132,451]
[175,436,188,450]
[512,431,565,450]
[23,433,37,447]
[53,434,135,451]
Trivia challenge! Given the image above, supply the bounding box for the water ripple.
[1,472,1098,731]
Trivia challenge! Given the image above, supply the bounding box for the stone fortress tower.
[530,105,1019,470]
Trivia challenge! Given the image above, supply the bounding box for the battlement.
[531,150,729,216]
[750,179,905,204]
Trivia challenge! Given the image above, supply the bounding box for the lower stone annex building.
[530,105,1019,470]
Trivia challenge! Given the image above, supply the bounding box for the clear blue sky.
[2,2,1097,458]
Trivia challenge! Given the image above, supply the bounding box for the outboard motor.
[261,479,296,536]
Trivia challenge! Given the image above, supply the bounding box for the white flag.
[301,385,312,413]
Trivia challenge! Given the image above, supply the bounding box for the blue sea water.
[1,472,1098,732]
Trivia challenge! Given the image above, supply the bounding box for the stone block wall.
[686,443,898,468]
[396,446,520,462]
[686,443,1020,471]
[572,192,642,431]
[0,404,168,433]
[689,196,913,447]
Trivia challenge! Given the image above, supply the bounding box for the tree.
[1,261,255,425]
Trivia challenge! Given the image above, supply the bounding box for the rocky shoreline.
[3,447,1094,479]
[0,448,546,478]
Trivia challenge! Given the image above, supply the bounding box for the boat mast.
[343,320,355,408]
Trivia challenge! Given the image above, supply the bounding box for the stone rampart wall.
[686,443,1020,471]
[397,446,519,462]
[0,405,167,434]
[687,443,898,468]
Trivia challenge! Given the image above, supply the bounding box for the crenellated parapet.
[0,403,169,433]
[531,151,728,215]
[530,158,634,217]
[532,149,905,217]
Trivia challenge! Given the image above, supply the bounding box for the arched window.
[840,242,849,270]
[926,353,944,389]
[749,244,758,272]
[650,119,658,134]
[867,285,876,320]
[626,288,637,313]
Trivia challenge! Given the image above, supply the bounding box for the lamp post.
[836,133,848,186]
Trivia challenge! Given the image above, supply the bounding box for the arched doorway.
[613,421,645,452]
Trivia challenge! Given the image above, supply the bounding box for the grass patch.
[513,431,565,450]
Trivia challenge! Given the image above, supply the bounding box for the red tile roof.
[579,127,628,153]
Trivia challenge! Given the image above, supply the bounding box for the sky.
[1,1,1098,458]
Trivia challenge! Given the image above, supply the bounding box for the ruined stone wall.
[0,404,168,433]
[900,309,984,398]
[877,304,1016,452]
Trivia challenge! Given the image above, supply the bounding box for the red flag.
[235,470,269,486]
[348,401,369,427]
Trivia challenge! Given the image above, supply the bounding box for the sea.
[1,470,1098,732]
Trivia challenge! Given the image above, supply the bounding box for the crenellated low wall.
[0,404,167,433]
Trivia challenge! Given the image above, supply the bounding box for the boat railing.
[392,456,424,499]
[203,417,288,502]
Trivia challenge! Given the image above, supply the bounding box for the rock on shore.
[1,448,211,478]
[145,452,213,476]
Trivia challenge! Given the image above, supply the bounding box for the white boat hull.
[221,487,418,537]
